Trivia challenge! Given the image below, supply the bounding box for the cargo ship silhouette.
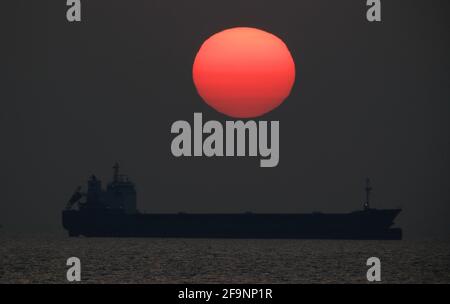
[62,164,402,239]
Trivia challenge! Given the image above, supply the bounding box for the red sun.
[193,27,296,118]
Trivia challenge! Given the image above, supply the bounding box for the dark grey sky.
[2,0,449,238]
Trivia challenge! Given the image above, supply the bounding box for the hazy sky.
[2,0,449,238]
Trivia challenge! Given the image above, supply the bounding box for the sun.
[193,27,296,118]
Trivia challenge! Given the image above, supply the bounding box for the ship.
[62,164,402,239]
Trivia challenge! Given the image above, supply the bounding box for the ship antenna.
[364,177,372,210]
[113,162,119,183]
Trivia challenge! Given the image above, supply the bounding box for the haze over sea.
[0,234,449,283]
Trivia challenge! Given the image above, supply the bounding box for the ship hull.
[62,209,402,240]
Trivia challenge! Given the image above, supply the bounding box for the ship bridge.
[105,163,137,214]
[66,163,137,214]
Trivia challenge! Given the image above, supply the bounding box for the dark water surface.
[0,235,449,283]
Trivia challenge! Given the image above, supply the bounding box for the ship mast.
[113,162,119,183]
[364,177,372,210]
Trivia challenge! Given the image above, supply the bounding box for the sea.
[0,235,449,284]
